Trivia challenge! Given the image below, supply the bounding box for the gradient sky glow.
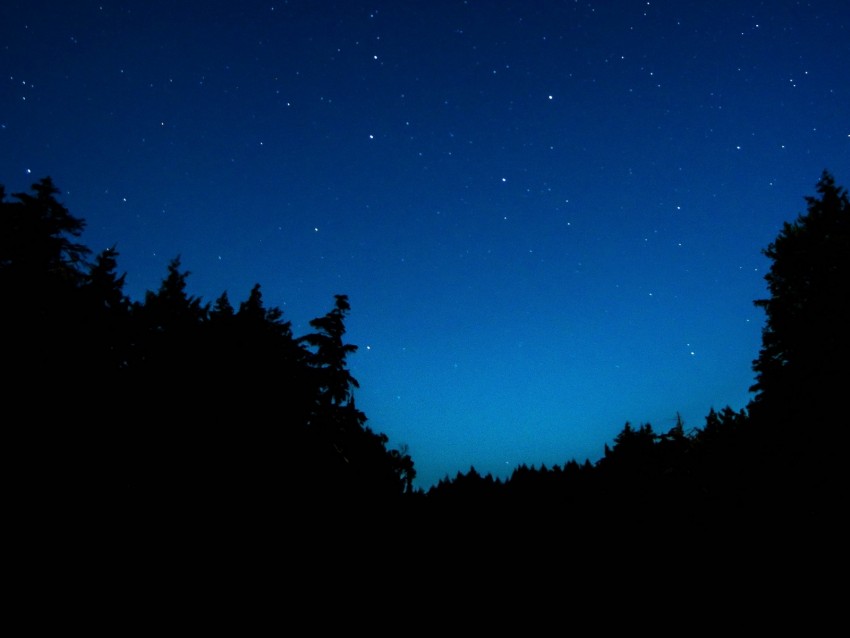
[2,1,848,490]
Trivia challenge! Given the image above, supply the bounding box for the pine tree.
[747,170,849,517]
[0,177,89,284]
[750,171,850,425]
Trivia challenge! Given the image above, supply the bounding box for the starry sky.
[2,1,848,490]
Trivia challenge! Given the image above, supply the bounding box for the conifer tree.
[747,170,848,514]
[750,171,849,425]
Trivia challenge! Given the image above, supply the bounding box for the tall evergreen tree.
[298,294,415,500]
[1,179,108,512]
[0,177,89,284]
[750,171,849,423]
[0,178,94,395]
[300,293,360,408]
[747,170,848,516]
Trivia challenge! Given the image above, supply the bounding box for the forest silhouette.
[2,171,846,542]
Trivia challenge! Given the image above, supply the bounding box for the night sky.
[2,1,848,490]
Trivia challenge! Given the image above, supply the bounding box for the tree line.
[422,170,847,530]
[2,171,846,530]
[1,177,415,524]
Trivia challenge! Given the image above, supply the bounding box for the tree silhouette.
[750,170,850,421]
[11,169,846,538]
[299,293,360,408]
[0,177,89,282]
[1,179,101,513]
[747,170,848,516]
[298,294,415,501]
[1,178,93,380]
[2,177,417,521]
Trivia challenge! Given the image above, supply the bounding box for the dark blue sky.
[2,1,848,490]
